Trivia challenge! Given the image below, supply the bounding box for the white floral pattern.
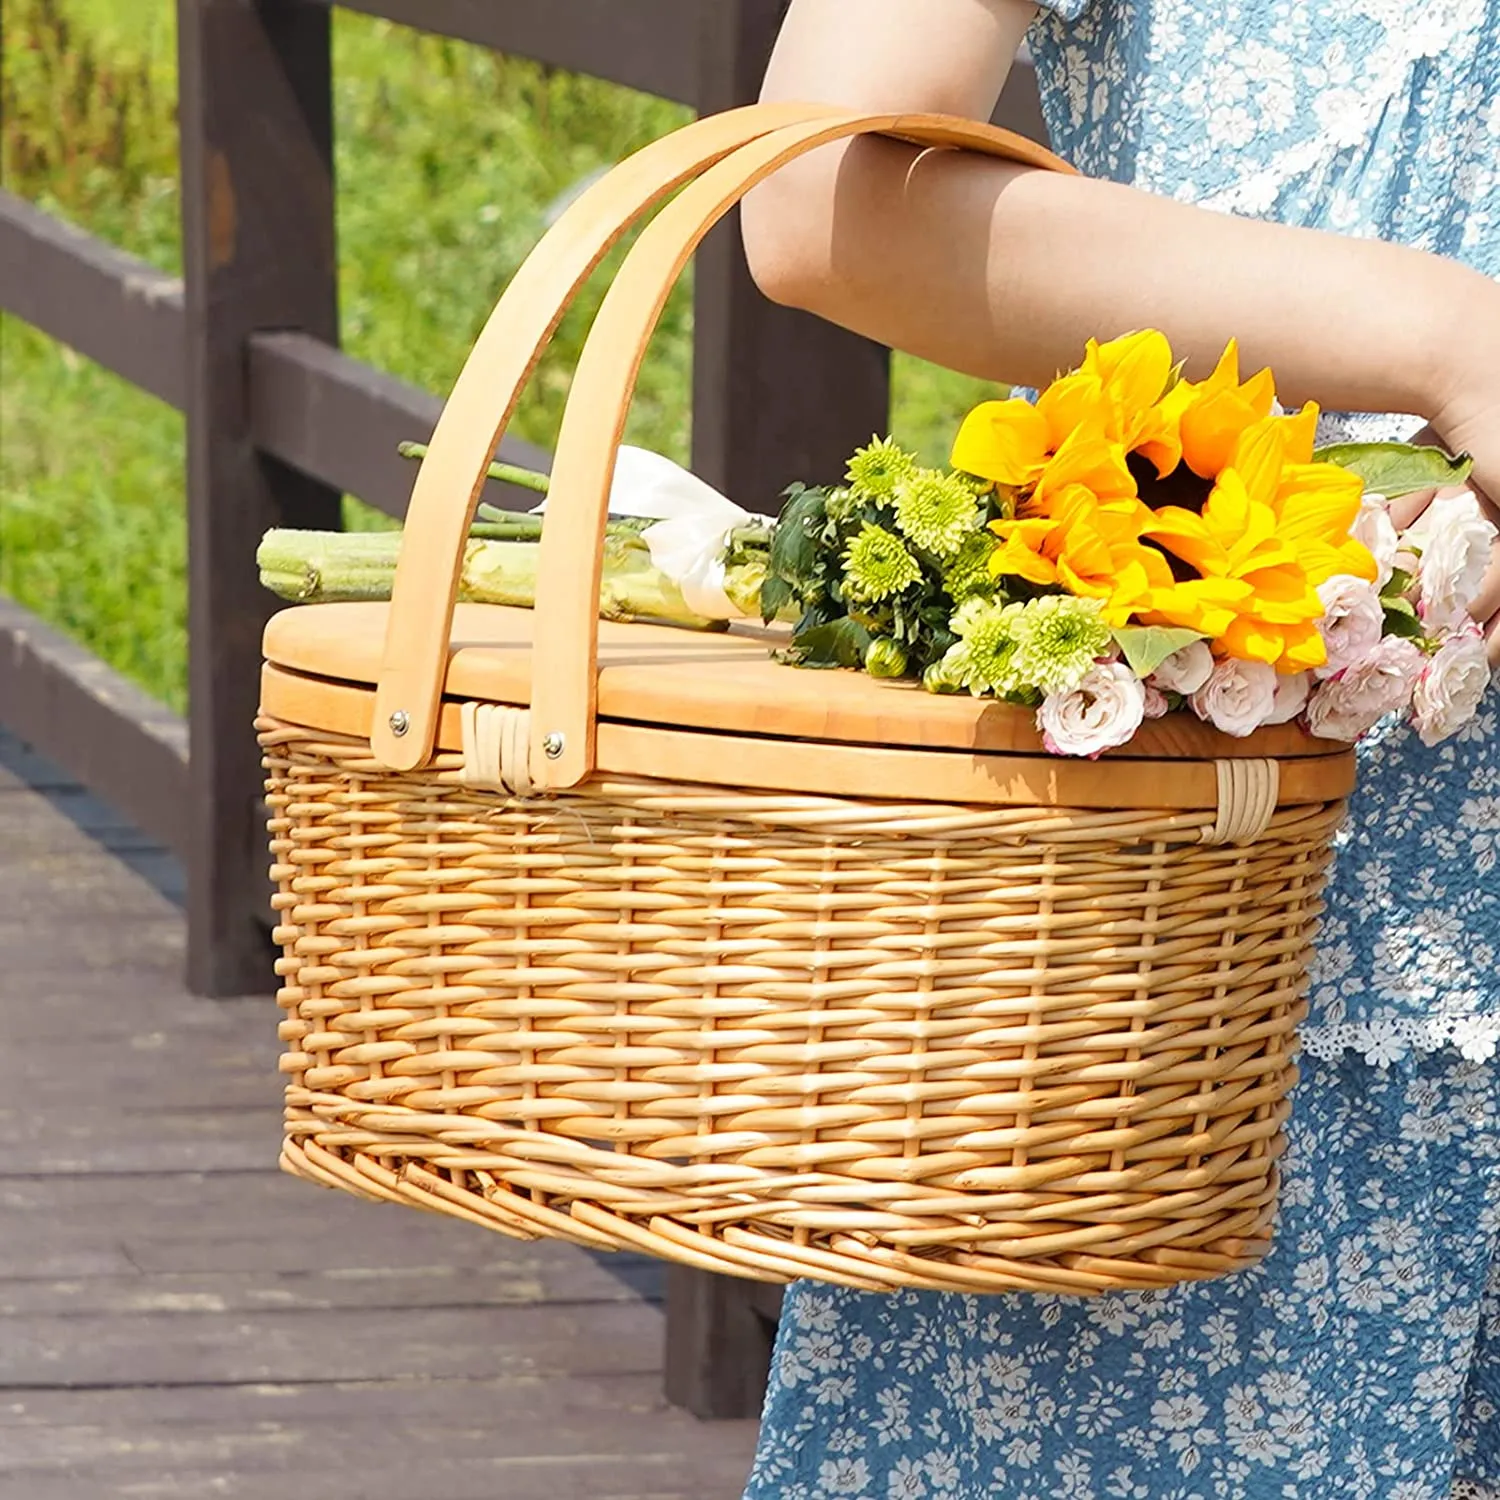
[1030,0,1500,258]
[744,1051,1500,1497]
[1023,0,1500,1067]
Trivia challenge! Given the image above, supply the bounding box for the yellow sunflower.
[1142,412,1375,671]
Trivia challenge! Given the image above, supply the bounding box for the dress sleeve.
[1030,0,1090,18]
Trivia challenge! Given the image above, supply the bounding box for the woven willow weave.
[262,716,1341,1295]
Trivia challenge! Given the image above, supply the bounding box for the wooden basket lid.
[264,600,1349,764]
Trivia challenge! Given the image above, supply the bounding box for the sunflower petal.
[1092,329,1176,412]
[1219,615,1287,666]
[951,399,1052,485]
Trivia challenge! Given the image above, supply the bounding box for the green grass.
[0,0,998,711]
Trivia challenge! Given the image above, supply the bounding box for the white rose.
[1149,639,1214,695]
[1351,494,1399,591]
[1315,574,1386,679]
[1142,684,1170,719]
[1305,637,1425,741]
[1412,630,1492,747]
[1264,670,1312,726]
[1037,663,1147,758]
[1190,658,1277,737]
[1405,491,1497,631]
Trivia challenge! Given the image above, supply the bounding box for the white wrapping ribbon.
[533,445,756,619]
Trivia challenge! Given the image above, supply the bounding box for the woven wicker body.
[258,106,1354,1294]
[263,713,1338,1293]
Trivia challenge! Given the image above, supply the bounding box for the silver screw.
[388,710,410,737]
[542,731,565,759]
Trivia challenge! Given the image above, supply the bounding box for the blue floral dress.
[744,3,1500,1495]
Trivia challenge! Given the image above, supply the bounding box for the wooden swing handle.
[371,106,1072,779]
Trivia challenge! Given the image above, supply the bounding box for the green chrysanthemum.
[942,596,1026,696]
[1009,594,1111,694]
[944,530,1000,603]
[846,435,919,502]
[892,468,981,559]
[843,523,922,603]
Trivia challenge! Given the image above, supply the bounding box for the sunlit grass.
[0,0,997,708]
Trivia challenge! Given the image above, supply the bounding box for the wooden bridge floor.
[0,733,760,1499]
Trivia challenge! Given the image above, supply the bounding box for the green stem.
[398,440,551,495]
[257,528,731,631]
[399,438,772,552]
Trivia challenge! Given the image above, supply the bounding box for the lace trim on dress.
[1302,1012,1500,1068]
[1450,1480,1500,1499]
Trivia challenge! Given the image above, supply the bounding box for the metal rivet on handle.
[388,710,410,737]
[542,732,565,759]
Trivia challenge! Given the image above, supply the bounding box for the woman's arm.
[741,0,1498,473]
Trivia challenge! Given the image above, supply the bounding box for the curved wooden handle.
[371,101,850,770]
[370,105,1073,779]
[528,112,1071,788]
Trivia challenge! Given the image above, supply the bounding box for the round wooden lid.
[263,601,1348,762]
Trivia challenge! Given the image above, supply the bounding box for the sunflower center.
[1129,452,1214,514]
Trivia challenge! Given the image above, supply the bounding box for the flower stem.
[397,439,552,495]
[256,528,728,631]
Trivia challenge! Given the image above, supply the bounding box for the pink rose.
[1037,663,1147,757]
[1351,494,1400,591]
[1306,637,1425,741]
[1404,491,1497,631]
[1315,575,1385,680]
[1264,671,1313,726]
[1149,639,1214,695]
[1412,629,1492,746]
[1190,658,1277,737]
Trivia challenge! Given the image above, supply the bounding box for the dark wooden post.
[661,0,893,1421]
[177,0,342,995]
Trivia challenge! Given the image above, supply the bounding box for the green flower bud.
[865,637,909,679]
[922,657,962,694]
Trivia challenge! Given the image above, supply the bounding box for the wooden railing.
[0,0,1045,1419]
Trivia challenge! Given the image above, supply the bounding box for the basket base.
[281,1121,1277,1296]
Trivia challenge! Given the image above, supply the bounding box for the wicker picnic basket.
[257,105,1354,1296]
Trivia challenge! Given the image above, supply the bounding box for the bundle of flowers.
[260,330,1492,758]
[760,330,1495,756]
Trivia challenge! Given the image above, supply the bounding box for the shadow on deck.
[0,732,759,1499]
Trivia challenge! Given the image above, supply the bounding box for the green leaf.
[769,485,827,584]
[1382,601,1426,640]
[1380,566,1415,601]
[759,574,793,625]
[1111,625,1207,678]
[1311,442,1473,498]
[789,616,874,669]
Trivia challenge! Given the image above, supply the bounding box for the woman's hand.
[1394,418,1500,664]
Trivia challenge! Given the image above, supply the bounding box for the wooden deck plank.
[2,1461,728,1500]
[0,1172,656,1295]
[0,1301,671,1386]
[0,1263,653,1316]
[0,734,757,1496]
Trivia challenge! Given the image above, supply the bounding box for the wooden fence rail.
[0,0,1045,1420]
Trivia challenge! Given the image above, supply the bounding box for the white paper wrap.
[533,445,755,619]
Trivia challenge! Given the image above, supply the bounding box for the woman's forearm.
[742,133,1489,421]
